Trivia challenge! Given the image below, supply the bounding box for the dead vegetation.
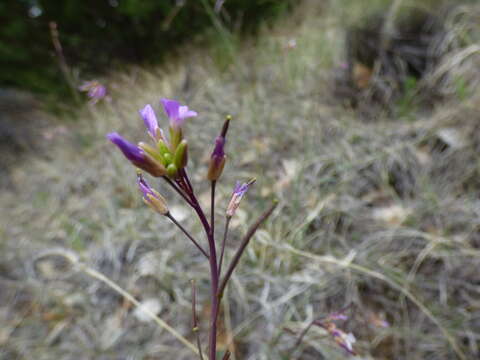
[1,1,480,359]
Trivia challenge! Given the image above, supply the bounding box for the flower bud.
[108,132,166,177]
[143,153,168,177]
[169,126,182,152]
[173,140,188,169]
[144,192,169,215]
[167,163,178,178]
[137,173,169,215]
[157,140,171,155]
[138,142,167,166]
[207,115,231,181]
[226,178,255,218]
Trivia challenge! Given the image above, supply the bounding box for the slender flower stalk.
[218,201,278,299]
[217,217,231,276]
[107,99,278,360]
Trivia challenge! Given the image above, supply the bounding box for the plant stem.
[218,217,231,276]
[218,201,277,299]
[185,179,218,360]
[191,280,205,360]
[211,180,216,246]
[166,213,209,259]
[163,177,194,207]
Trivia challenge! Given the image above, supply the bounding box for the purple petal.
[161,98,197,128]
[161,98,180,122]
[178,106,197,119]
[137,174,154,199]
[107,132,144,163]
[139,104,159,138]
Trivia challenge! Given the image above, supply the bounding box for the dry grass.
[1,1,480,359]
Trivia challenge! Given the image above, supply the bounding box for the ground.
[1,1,480,359]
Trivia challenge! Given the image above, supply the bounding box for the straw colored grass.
[1,1,480,359]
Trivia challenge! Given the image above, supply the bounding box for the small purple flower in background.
[312,310,357,356]
[79,80,107,104]
[137,173,169,215]
[161,98,197,129]
[107,132,166,177]
[226,179,255,218]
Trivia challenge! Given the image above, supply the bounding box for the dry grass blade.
[258,240,467,360]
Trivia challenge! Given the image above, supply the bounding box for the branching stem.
[166,213,209,259]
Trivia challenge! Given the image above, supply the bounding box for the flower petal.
[161,98,180,122]
[139,104,159,138]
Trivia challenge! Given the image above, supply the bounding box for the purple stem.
[163,177,194,207]
[217,201,277,299]
[166,213,209,259]
[217,217,231,276]
[181,171,219,360]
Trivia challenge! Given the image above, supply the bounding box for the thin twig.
[166,213,209,259]
[49,21,80,103]
[218,201,277,299]
[191,280,205,360]
[218,217,231,276]
[221,350,231,360]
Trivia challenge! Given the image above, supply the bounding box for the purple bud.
[139,104,159,139]
[212,136,225,161]
[107,132,144,163]
[137,173,168,214]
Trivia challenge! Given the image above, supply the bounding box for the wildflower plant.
[107,98,277,360]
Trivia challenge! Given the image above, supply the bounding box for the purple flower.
[226,179,255,217]
[161,98,197,128]
[107,132,144,163]
[107,132,167,177]
[79,80,107,104]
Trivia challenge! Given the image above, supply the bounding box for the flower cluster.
[107,99,196,179]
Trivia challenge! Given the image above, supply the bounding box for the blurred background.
[1,0,480,359]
